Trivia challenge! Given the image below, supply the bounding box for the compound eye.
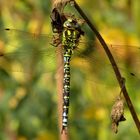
[64,21,71,28]
[66,22,71,28]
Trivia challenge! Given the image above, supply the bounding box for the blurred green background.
[0,0,140,140]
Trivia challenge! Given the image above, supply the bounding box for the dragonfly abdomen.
[62,52,71,131]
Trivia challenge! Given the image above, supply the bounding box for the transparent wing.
[71,37,140,88]
[0,28,59,74]
[0,28,140,88]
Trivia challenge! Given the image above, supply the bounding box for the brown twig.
[71,0,140,134]
[52,0,69,139]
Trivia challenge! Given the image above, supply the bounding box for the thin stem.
[72,0,140,134]
[52,0,69,139]
[56,46,69,139]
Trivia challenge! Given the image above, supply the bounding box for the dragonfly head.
[63,18,80,30]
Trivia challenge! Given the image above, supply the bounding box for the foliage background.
[0,0,140,140]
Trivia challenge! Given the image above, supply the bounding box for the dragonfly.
[0,18,140,133]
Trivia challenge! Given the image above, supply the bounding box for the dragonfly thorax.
[62,19,82,50]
